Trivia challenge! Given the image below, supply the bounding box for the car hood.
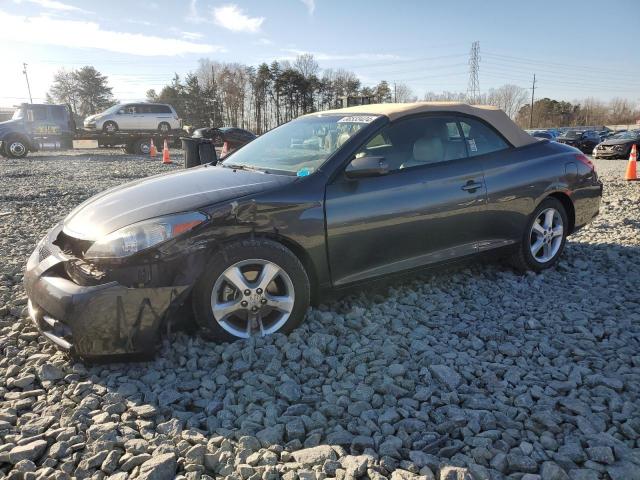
[600,138,635,146]
[63,165,295,241]
[0,119,23,134]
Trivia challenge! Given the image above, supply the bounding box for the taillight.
[575,153,595,172]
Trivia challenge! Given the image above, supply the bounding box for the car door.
[324,115,488,287]
[116,105,135,129]
[459,115,540,249]
[132,104,150,129]
[26,105,51,147]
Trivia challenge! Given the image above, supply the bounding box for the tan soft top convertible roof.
[309,102,537,148]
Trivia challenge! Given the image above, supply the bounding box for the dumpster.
[181,137,217,168]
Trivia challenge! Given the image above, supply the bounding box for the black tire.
[510,197,569,273]
[192,238,310,343]
[103,121,118,134]
[134,138,151,155]
[3,136,29,159]
[158,122,171,134]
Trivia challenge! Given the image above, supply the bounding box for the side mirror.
[117,110,124,115]
[345,155,389,178]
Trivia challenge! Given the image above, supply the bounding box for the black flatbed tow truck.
[0,103,182,158]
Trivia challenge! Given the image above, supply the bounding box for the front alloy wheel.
[193,239,310,342]
[211,259,295,338]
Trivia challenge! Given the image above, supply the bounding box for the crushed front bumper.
[23,224,190,357]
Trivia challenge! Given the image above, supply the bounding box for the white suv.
[84,103,181,134]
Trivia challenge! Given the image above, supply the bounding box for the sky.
[1,0,639,108]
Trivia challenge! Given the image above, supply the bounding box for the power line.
[22,63,33,104]
[467,41,480,103]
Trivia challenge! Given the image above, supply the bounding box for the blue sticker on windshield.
[297,167,312,177]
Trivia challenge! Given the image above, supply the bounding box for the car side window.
[353,116,467,171]
[459,117,509,156]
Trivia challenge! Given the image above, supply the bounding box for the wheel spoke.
[213,299,243,320]
[531,238,544,255]
[543,243,551,259]
[223,266,250,292]
[552,225,563,238]
[266,294,294,313]
[532,221,545,236]
[544,209,555,229]
[256,263,280,291]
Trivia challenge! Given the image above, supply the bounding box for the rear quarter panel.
[479,140,598,247]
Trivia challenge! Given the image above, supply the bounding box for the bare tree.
[293,54,319,78]
[394,82,416,103]
[485,84,528,119]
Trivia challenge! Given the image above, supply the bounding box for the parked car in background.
[527,130,555,140]
[84,103,181,134]
[24,102,602,357]
[593,130,640,159]
[556,129,601,153]
[192,126,256,155]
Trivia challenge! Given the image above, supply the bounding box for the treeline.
[46,55,638,132]
[145,55,405,134]
[515,97,640,129]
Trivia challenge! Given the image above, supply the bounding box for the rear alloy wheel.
[158,122,171,134]
[510,197,568,272]
[193,239,310,342]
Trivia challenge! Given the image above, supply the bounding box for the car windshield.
[221,114,379,175]
[611,131,640,139]
[101,104,123,115]
[11,108,25,120]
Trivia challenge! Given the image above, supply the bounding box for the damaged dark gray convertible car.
[24,103,602,358]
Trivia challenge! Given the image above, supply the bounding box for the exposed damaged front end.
[24,223,197,358]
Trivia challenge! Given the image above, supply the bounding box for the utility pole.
[529,74,536,129]
[22,63,33,104]
[393,82,397,103]
[467,41,480,103]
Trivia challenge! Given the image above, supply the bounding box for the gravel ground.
[1,149,639,480]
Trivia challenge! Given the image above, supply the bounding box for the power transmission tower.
[22,63,33,104]
[529,74,536,128]
[467,41,480,103]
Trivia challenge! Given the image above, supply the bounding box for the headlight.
[84,212,207,260]
[614,145,624,151]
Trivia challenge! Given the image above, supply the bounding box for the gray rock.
[137,453,177,480]
[379,436,403,458]
[292,446,337,466]
[37,364,64,381]
[279,381,302,402]
[429,365,461,389]
[8,440,48,464]
[585,446,615,464]
[541,462,569,480]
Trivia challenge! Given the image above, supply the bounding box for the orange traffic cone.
[149,139,157,157]
[162,139,171,164]
[221,141,229,158]
[625,144,638,181]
